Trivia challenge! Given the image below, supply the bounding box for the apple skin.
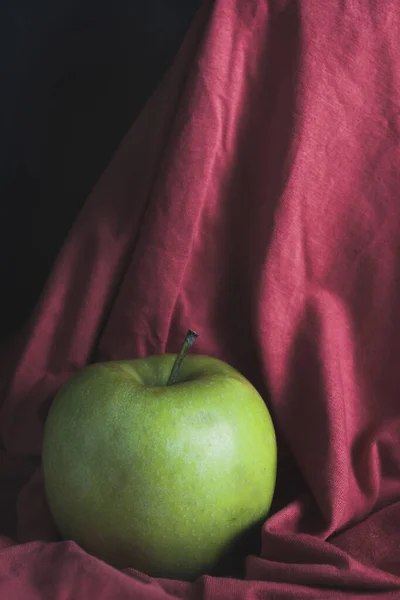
[42,354,277,580]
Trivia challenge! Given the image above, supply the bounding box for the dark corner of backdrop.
[0,0,202,340]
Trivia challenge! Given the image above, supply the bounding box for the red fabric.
[1,1,400,597]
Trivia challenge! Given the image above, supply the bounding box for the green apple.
[42,333,277,581]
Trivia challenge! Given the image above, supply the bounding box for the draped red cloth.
[1,1,400,597]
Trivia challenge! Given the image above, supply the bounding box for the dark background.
[0,0,201,338]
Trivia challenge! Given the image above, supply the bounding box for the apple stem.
[167,329,199,385]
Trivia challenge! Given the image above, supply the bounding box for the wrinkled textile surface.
[1,1,400,598]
